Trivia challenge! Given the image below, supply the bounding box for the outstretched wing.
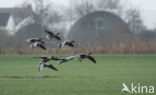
[66,41,74,47]
[26,38,36,44]
[44,30,54,36]
[51,56,60,61]
[66,56,75,60]
[68,43,74,47]
[38,43,46,50]
[44,64,58,71]
[38,38,45,44]
[33,56,47,60]
[87,55,96,64]
[55,35,61,41]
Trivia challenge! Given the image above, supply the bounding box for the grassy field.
[0,54,156,95]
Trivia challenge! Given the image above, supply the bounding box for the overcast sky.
[0,0,156,29]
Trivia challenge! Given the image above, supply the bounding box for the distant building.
[68,11,133,45]
[0,13,15,31]
[0,8,33,35]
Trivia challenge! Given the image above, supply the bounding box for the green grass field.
[0,54,156,95]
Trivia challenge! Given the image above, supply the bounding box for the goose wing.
[44,64,58,71]
[26,38,45,44]
[33,56,48,60]
[51,56,60,61]
[44,30,54,36]
[74,54,82,58]
[66,56,75,60]
[38,39,45,44]
[37,43,46,50]
[26,38,37,43]
[58,56,75,64]
[67,43,74,47]
[87,55,96,64]
[55,35,61,41]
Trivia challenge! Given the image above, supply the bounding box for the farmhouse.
[0,8,27,34]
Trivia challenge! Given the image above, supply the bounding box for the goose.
[34,56,58,71]
[30,42,46,50]
[75,52,96,64]
[58,56,75,64]
[44,29,61,41]
[26,38,45,44]
[58,40,75,48]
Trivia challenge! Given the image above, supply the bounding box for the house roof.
[0,8,14,13]
[0,8,25,27]
[0,13,11,27]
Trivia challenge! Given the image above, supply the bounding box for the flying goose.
[44,29,61,41]
[57,56,75,64]
[75,52,96,64]
[26,38,45,44]
[58,40,75,48]
[34,56,58,71]
[30,42,46,50]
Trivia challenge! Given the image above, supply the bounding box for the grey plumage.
[44,29,61,41]
[75,52,96,64]
[57,56,75,64]
[30,42,46,50]
[26,38,45,44]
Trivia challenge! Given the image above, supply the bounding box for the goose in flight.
[30,42,46,50]
[75,52,96,64]
[58,40,75,48]
[44,29,61,41]
[34,56,58,71]
[57,56,75,64]
[26,38,45,44]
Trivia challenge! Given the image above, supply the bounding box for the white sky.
[0,0,156,29]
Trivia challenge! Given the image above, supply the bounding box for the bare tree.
[96,0,121,10]
[71,0,95,18]
[15,0,62,27]
[124,8,146,33]
[95,0,146,33]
